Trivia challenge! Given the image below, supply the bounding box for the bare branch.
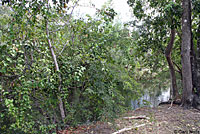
[46,16,66,122]
[112,124,146,134]
[123,115,150,120]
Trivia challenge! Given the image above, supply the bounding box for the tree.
[127,0,200,109]
[127,0,182,100]
[181,0,193,107]
[165,28,179,101]
[196,20,200,95]
[180,0,200,108]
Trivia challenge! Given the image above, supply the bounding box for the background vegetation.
[0,1,142,133]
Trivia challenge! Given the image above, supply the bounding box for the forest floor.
[59,104,200,134]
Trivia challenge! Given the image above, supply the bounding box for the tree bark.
[165,29,179,100]
[181,0,193,107]
[196,21,200,95]
[191,32,198,92]
[46,21,66,122]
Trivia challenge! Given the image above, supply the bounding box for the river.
[131,88,170,109]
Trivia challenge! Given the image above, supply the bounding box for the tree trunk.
[46,21,66,122]
[192,18,200,110]
[165,29,179,100]
[181,0,193,107]
[196,21,200,95]
[190,33,197,89]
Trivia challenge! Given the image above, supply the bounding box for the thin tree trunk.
[191,32,198,92]
[181,0,193,107]
[46,21,66,122]
[196,21,200,95]
[165,29,179,100]
[192,22,200,110]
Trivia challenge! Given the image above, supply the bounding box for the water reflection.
[131,88,170,109]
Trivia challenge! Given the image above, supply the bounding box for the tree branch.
[46,17,66,122]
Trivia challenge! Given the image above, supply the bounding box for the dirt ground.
[59,104,200,134]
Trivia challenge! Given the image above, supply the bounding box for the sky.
[73,0,133,23]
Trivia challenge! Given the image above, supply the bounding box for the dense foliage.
[0,1,142,133]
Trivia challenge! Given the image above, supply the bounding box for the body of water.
[131,88,170,109]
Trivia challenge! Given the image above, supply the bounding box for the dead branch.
[112,124,146,134]
[123,115,150,120]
